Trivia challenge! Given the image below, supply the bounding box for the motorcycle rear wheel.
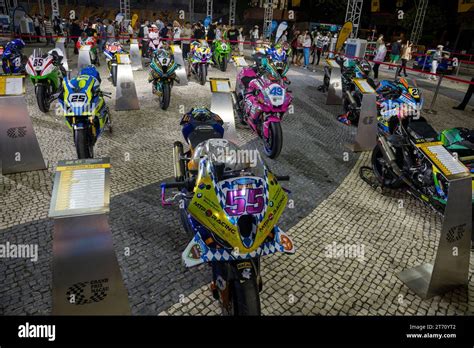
[230,277,261,316]
[263,122,283,159]
[199,64,207,85]
[160,83,171,110]
[36,84,51,113]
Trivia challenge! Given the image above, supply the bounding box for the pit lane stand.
[129,39,142,71]
[0,75,47,174]
[345,78,378,152]
[397,146,472,299]
[77,44,92,71]
[209,78,237,143]
[49,158,130,314]
[115,53,140,111]
[55,37,69,72]
[325,59,343,105]
[170,44,188,86]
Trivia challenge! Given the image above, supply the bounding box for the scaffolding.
[229,0,236,26]
[206,0,213,20]
[0,0,17,15]
[263,0,273,39]
[51,0,59,17]
[344,0,363,38]
[189,0,194,23]
[120,0,130,21]
[410,0,428,45]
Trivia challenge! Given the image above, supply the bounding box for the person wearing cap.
[430,45,443,81]
[251,25,259,48]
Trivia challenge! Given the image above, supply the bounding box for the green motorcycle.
[212,39,231,72]
[25,48,67,113]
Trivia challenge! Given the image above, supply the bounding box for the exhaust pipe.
[173,141,185,182]
[345,91,357,108]
[378,136,402,177]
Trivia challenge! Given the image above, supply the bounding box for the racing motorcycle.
[235,54,293,159]
[265,44,290,79]
[188,41,212,85]
[148,48,180,110]
[25,48,67,113]
[212,39,231,72]
[103,41,125,87]
[371,113,474,220]
[1,39,27,74]
[58,66,112,159]
[161,108,295,315]
[76,35,99,66]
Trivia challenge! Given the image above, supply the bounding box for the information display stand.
[397,145,472,299]
[233,55,248,75]
[115,54,140,111]
[77,45,92,71]
[345,79,378,152]
[171,45,188,86]
[0,75,47,174]
[326,59,343,105]
[49,158,130,315]
[55,37,69,72]
[129,39,142,71]
[209,78,237,142]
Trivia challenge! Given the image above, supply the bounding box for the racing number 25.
[225,188,264,216]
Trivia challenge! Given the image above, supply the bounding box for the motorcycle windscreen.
[187,151,288,253]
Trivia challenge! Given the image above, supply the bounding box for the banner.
[335,21,353,52]
[131,13,138,28]
[371,0,380,12]
[458,0,474,12]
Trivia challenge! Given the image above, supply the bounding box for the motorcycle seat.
[241,76,255,89]
[187,123,224,148]
[407,120,438,141]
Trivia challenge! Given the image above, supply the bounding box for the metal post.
[38,0,45,16]
[410,0,428,45]
[229,0,236,26]
[345,0,363,38]
[456,61,461,77]
[263,0,274,40]
[424,74,443,114]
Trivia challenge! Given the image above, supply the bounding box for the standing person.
[296,31,304,66]
[373,41,387,79]
[250,25,259,48]
[322,32,330,58]
[70,18,82,54]
[453,77,474,111]
[215,23,222,40]
[34,14,41,42]
[106,20,115,43]
[375,34,384,49]
[181,21,192,58]
[43,16,53,45]
[238,27,244,55]
[193,22,205,40]
[279,30,288,44]
[430,45,443,81]
[227,25,238,53]
[207,24,216,43]
[389,39,401,70]
[302,30,312,69]
[396,40,412,78]
[172,20,181,45]
[138,20,150,57]
[291,30,300,65]
[313,32,324,66]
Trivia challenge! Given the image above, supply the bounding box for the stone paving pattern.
[0,45,473,315]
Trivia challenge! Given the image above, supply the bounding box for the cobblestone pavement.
[0,46,473,315]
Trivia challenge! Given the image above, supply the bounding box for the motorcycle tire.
[36,84,51,113]
[74,128,94,159]
[371,143,403,189]
[199,64,207,85]
[230,276,261,316]
[220,58,227,72]
[263,122,283,159]
[160,83,171,110]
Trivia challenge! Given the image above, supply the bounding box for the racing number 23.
[225,188,264,216]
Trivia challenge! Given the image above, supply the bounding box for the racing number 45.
[225,188,264,216]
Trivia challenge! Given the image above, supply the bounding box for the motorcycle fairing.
[187,157,288,253]
[182,225,295,267]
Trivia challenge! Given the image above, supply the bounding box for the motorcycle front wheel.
[36,84,51,113]
[160,82,171,110]
[199,64,207,85]
[74,128,94,159]
[230,276,261,316]
[220,58,227,72]
[263,121,283,159]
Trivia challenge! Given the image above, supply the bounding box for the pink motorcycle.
[235,60,292,159]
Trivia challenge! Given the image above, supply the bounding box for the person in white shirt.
[302,30,312,69]
[172,20,181,45]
